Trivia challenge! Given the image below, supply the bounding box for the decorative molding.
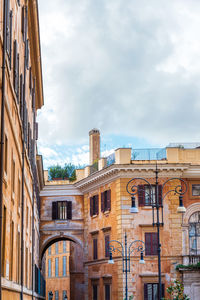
[183,203,200,224]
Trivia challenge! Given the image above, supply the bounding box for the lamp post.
[108,232,145,300]
[126,165,187,300]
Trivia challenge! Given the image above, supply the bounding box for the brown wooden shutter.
[161,284,165,297]
[90,197,93,216]
[19,74,23,120]
[101,192,105,212]
[152,233,158,255]
[22,6,27,42]
[145,233,151,256]
[29,67,32,90]
[138,185,145,206]
[107,189,111,211]
[9,10,13,67]
[26,39,29,69]
[13,40,18,94]
[52,202,58,220]
[67,201,72,220]
[105,235,110,257]
[27,122,30,156]
[144,283,148,300]
[96,195,99,215]
[16,54,19,102]
[6,0,10,54]
[93,239,98,260]
[158,185,162,206]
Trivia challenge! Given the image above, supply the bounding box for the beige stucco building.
[0,0,44,299]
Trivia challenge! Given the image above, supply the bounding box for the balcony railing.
[132,148,167,161]
[183,255,200,265]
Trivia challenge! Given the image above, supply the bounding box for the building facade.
[0,0,44,299]
[40,131,200,300]
[45,241,70,300]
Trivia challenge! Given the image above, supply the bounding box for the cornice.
[74,163,190,193]
[40,184,83,196]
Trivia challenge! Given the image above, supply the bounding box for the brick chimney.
[89,129,100,165]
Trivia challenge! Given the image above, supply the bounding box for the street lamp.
[108,232,145,300]
[126,165,187,300]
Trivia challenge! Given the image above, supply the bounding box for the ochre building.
[40,130,200,300]
[0,0,44,299]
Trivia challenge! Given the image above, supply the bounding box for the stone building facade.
[40,131,200,300]
[0,0,44,299]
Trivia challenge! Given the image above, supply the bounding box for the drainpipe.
[0,1,8,300]
[21,6,28,300]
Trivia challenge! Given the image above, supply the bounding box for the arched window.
[189,211,200,255]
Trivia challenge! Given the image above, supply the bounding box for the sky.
[37,0,200,169]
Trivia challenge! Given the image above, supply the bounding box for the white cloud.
[37,0,200,149]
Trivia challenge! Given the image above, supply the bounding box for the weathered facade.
[40,131,200,300]
[0,0,44,299]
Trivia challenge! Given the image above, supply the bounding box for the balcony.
[183,255,200,265]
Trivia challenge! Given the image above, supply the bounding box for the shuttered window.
[63,256,66,276]
[13,40,19,99]
[55,290,59,300]
[52,201,72,220]
[101,190,111,212]
[19,74,23,120]
[93,284,98,300]
[63,241,66,253]
[105,235,110,258]
[55,258,59,277]
[105,284,111,300]
[90,195,99,216]
[93,238,98,260]
[6,1,13,67]
[138,185,162,206]
[22,6,27,42]
[144,283,164,300]
[48,259,51,277]
[145,233,158,256]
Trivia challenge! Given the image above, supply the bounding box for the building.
[45,241,70,300]
[0,0,44,299]
[40,131,200,300]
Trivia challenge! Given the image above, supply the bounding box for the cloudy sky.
[37,0,200,168]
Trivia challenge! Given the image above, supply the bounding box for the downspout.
[21,6,28,300]
[0,1,8,300]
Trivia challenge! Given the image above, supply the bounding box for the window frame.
[144,283,165,300]
[145,232,158,256]
[93,238,98,260]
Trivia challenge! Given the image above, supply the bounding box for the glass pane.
[192,185,200,196]
[153,284,158,300]
[189,224,196,237]
[147,284,152,300]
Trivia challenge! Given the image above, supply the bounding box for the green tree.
[48,163,77,181]
[164,280,190,300]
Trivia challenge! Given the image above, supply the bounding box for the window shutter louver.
[152,233,158,255]
[29,67,32,90]
[13,40,18,94]
[6,0,10,54]
[101,192,105,212]
[22,6,25,40]
[67,201,72,220]
[90,197,93,216]
[107,190,111,211]
[26,39,29,69]
[144,283,148,300]
[158,185,162,206]
[16,54,19,102]
[27,122,30,156]
[19,74,23,120]
[93,239,97,260]
[138,185,145,206]
[145,233,151,256]
[105,235,110,257]
[52,202,58,220]
[96,195,99,215]
[9,10,13,67]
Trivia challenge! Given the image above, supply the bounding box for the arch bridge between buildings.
[39,184,85,300]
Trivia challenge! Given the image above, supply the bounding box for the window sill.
[91,214,98,219]
[103,210,110,216]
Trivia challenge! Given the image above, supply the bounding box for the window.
[63,290,67,300]
[189,211,200,255]
[9,221,14,280]
[48,292,53,300]
[144,283,165,300]
[93,238,98,260]
[93,284,98,300]
[13,40,19,99]
[105,284,111,300]
[19,74,23,120]
[52,201,72,220]
[145,233,157,256]
[55,291,59,300]
[101,190,111,212]
[17,231,20,283]
[4,135,8,174]
[63,256,66,276]
[48,246,51,255]
[55,257,59,277]
[192,185,200,196]
[2,206,6,276]
[48,259,51,277]
[55,242,59,254]
[90,195,99,216]
[17,177,21,211]
[138,185,162,206]
[11,158,15,194]
[63,241,66,253]
[6,1,13,67]
[105,235,110,258]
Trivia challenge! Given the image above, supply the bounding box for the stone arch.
[183,203,200,224]
[39,233,83,265]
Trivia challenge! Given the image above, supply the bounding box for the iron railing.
[132,148,166,160]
